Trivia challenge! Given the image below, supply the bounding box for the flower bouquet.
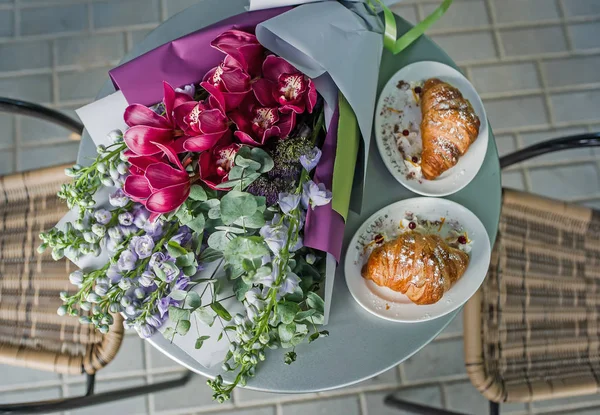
[39,0,452,402]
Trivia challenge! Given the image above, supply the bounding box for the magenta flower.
[173,83,230,152]
[253,55,317,114]
[123,82,192,156]
[211,29,265,77]
[229,97,295,146]
[199,139,241,190]
[204,55,252,112]
[123,143,191,216]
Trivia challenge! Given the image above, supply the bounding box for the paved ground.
[1,0,600,414]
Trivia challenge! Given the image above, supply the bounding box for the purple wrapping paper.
[303,106,345,262]
[108,6,345,263]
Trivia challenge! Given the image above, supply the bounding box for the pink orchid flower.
[199,137,241,190]
[173,82,230,153]
[229,96,296,146]
[211,29,265,78]
[253,55,317,114]
[123,82,193,156]
[123,143,191,216]
[203,55,252,112]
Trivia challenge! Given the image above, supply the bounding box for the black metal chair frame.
[385,131,600,415]
[0,98,193,414]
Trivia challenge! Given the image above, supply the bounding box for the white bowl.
[374,61,489,197]
[344,197,491,323]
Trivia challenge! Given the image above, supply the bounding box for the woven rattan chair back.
[0,165,123,376]
[464,188,600,403]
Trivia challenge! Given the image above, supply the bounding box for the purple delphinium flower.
[133,205,150,228]
[118,212,134,226]
[175,84,195,98]
[259,224,288,256]
[130,235,155,259]
[173,276,190,291]
[94,209,111,225]
[158,297,179,318]
[278,272,301,298]
[138,271,155,287]
[107,226,123,242]
[146,313,165,329]
[278,192,301,215]
[138,323,155,338]
[170,226,192,247]
[120,224,138,236]
[106,237,120,253]
[106,264,122,283]
[301,180,332,209]
[159,262,180,283]
[117,249,138,271]
[143,219,163,238]
[149,252,166,268]
[109,189,129,207]
[299,147,322,173]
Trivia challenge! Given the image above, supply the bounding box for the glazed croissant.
[420,78,480,180]
[361,231,469,305]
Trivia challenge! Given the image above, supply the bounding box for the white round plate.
[375,61,489,197]
[344,197,491,323]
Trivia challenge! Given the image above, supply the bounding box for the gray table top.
[79,0,501,393]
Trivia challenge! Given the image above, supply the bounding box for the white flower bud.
[87,293,101,303]
[80,301,92,311]
[259,332,270,345]
[83,232,97,243]
[91,224,106,237]
[106,129,122,144]
[96,145,106,154]
[117,163,128,175]
[73,219,85,231]
[119,152,129,162]
[57,305,68,316]
[109,165,120,180]
[69,270,84,286]
[305,253,316,265]
[101,177,115,187]
[234,314,245,325]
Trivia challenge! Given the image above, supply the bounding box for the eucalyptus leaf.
[235,156,262,171]
[187,214,205,233]
[233,210,265,229]
[233,278,250,301]
[220,191,258,225]
[194,307,217,327]
[175,319,191,335]
[162,327,175,341]
[183,265,197,276]
[176,252,196,268]
[211,302,232,321]
[214,225,246,234]
[308,332,319,343]
[207,231,230,251]
[169,290,187,301]
[176,208,193,225]
[223,236,269,269]
[208,206,221,219]
[195,335,210,349]
[168,306,190,322]
[153,264,166,281]
[277,302,300,325]
[199,199,220,213]
[198,247,223,263]
[184,291,201,309]
[189,185,207,201]
[294,309,316,322]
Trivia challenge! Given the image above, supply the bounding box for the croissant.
[361,231,469,305]
[420,78,480,180]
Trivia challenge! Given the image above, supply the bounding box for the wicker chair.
[0,98,191,414]
[385,132,600,415]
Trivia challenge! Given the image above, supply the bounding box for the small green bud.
[259,332,269,345]
[109,165,120,181]
[79,316,91,324]
[119,152,128,162]
[37,243,48,254]
[73,219,85,231]
[64,167,76,177]
[116,163,128,175]
[51,249,64,261]
[80,301,92,311]
[97,162,107,174]
[86,293,101,303]
[57,305,68,316]
[101,314,113,325]
[109,303,120,313]
[92,305,102,314]
[98,325,109,334]
[101,177,115,187]
[59,291,68,301]
[96,145,106,154]
[91,224,106,237]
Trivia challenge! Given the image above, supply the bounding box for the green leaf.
[210,302,232,321]
[208,206,221,219]
[294,309,316,322]
[277,302,300,324]
[195,335,210,349]
[189,185,207,201]
[176,207,193,225]
[183,265,197,277]
[214,225,246,234]
[153,264,166,281]
[284,351,297,365]
[168,306,190,323]
[225,264,244,280]
[207,231,230,251]
[223,236,269,269]
[278,323,296,343]
[308,332,319,343]
[233,210,265,229]
[234,156,262,171]
[187,214,205,233]
[241,258,255,272]
[176,252,196,268]
[194,307,217,327]
[309,312,325,325]
[237,146,274,173]
[199,247,223,263]
[169,290,187,301]
[162,327,175,341]
[291,323,308,346]
[175,319,191,335]
[166,241,187,258]
[233,277,250,301]
[184,291,202,309]
[220,191,258,225]
[306,292,325,314]
[199,199,220,213]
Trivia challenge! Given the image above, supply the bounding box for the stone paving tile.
[20,4,88,36]
[551,90,600,124]
[0,40,52,71]
[430,31,497,62]
[151,373,227,412]
[56,33,125,67]
[58,67,112,101]
[92,0,161,29]
[67,377,148,415]
[0,10,13,37]
[542,55,600,88]
[423,1,489,30]
[0,114,14,149]
[484,96,548,130]
[562,0,600,17]
[365,385,443,415]
[0,74,53,102]
[282,396,361,415]
[529,163,600,200]
[569,22,600,50]
[493,0,560,23]
[217,408,276,415]
[164,0,204,18]
[502,171,526,191]
[500,26,567,57]
[471,62,540,94]
[402,339,465,382]
[494,134,517,158]
[519,127,590,162]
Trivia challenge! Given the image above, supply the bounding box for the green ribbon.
[369,0,453,54]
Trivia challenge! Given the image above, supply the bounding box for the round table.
[80,0,501,394]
